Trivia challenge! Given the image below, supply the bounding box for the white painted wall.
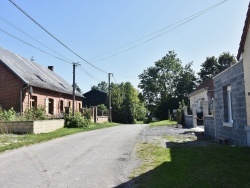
[189,90,208,112]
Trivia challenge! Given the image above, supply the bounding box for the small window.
[59,83,66,89]
[30,96,37,108]
[68,101,71,107]
[48,98,54,115]
[223,85,233,126]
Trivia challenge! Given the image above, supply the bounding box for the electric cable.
[0,28,71,64]
[0,15,72,62]
[9,0,109,74]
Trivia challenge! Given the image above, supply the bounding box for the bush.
[23,107,47,120]
[0,108,17,121]
[64,112,90,128]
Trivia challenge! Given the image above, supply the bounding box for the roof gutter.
[20,83,29,113]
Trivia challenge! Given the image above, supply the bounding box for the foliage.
[91,81,109,93]
[138,51,196,120]
[198,52,236,82]
[23,107,47,120]
[0,108,17,121]
[97,104,108,115]
[176,99,185,124]
[111,82,147,124]
[64,112,90,128]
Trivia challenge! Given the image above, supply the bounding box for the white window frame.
[223,85,233,127]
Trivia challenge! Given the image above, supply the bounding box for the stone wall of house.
[0,63,23,112]
[213,61,248,146]
[242,25,250,126]
[204,115,215,139]
[184,115,193,128]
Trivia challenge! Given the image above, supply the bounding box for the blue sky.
[0,0,249,93]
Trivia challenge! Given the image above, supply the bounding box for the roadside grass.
[149,120,177,127]
[0,122,118,153]
[131,142,250,187]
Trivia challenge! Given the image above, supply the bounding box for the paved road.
[0,124,146,188]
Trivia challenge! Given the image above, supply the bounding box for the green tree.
[175,62,197,104]
[91,81,108,93]
[138,51,183,120]
[197,56,217,82]
[216,52,236,73]
[198,52,236,82]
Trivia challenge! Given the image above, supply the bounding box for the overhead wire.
[8,0,109,74]
[0,15,72,62]
[0,28,72,64]
[90,0,228,61]
[77,66,101,82]
[90,0,228,63]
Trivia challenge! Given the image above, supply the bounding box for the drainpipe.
[20,84,29,114]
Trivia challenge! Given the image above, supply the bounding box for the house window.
[68,101,71,108]
[60,100,64,113]
[48,98,54,115]
[79,102,81,111]
[30,96,37,108]
[223,85,233,126]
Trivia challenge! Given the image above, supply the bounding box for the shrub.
[0,108,17,121]
[24,107,47,120]
[64,112,90,128]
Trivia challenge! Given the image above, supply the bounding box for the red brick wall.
[23,87,82,115]
[0,62,82,115]
[0,63,22,111]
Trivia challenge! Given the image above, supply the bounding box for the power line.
[8,0,108,74]
[0,28,71,64]
[77,66,101,82]
[112,74,117,84]
[0,15,72,62]
[90,0,228,63]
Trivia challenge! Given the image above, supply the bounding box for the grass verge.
[0,122,118,153]
[131,141,250,187]
[149,120,177,127]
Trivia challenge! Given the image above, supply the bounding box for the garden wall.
[0,119,64,134]
[184,115,193,128]
[204,115,215,139]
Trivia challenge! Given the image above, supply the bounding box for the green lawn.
[131,142,250,188]
[149,120,177,127]
[0,122,118,153]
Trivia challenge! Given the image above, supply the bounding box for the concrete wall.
[184,115,193,128]
[242,23,250,127]
[96,116,108,123]
[213,61,248,146]
[0,119,64,134]
[189,90,208,112]
[204,115,215,139]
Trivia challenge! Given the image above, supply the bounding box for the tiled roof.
[189,78,214,97]
[237,2,250,60]
[0,47,83,97]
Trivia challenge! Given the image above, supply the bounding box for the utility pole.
[72,62,80,116]
[108,73,112,122]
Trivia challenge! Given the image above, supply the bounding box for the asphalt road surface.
[0,124,146,188]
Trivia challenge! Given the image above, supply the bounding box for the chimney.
[48,66,54,71]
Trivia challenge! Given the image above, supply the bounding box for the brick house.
[0,47,83,116]
[204,3,250,146]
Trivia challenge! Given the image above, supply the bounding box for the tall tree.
[197,56,217,82]
[198,52,236,82]
[216,52,236,73]
[138,51,184,120]
[91,81,108,93]
[175,62,197,104]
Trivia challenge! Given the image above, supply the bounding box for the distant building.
[82,89,107,107]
